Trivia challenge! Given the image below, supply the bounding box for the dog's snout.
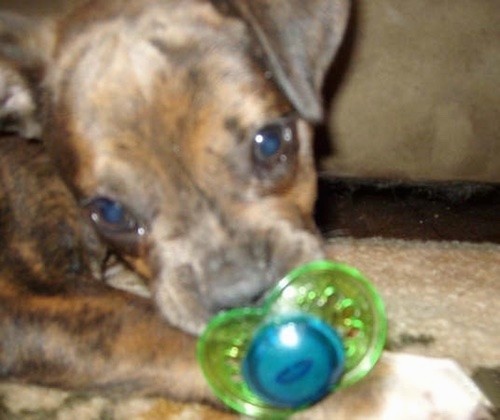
[206,266,273,309]
[201,243,276,312]
[249,289,267,306]
[211,288,268,314]
[205,241,270,276]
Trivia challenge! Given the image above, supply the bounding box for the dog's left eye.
[252,118,297,179]
[84,197,146,237]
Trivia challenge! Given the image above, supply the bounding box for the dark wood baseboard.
[315,176,500,243]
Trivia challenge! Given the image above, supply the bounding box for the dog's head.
[0,0,349,334]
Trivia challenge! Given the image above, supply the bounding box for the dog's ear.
[218,0,350,122]
[0,13,55,139]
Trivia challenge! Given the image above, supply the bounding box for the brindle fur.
[0,0,349,405]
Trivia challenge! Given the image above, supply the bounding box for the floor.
[315,177,500,415]
[315,177,500,244]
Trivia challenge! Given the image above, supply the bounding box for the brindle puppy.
[0,1,491,417]
[0,0,348,403]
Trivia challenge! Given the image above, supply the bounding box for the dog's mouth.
[149,225,325,335]
[196,243,278,311]
[201,268,275,315]
[150,253,276,335]
[101,227,323,336]
[103,255,152,299]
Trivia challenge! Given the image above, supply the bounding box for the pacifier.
[197,260,387,418]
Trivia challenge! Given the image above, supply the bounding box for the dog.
[0,0,492,417]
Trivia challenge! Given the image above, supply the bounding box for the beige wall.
[325,0,500,182]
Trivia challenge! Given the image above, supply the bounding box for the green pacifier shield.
[197,261,387,418]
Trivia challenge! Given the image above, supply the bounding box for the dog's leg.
[0,277,210,402]
[295,352,493,419]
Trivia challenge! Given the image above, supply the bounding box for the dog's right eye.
[252,117,298,182]
[83,197,146,245]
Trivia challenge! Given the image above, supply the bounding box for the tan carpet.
[1,238,498,419]
[326,237,499,372]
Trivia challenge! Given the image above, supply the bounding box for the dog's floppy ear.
[219,0,350,122]
[0,13,55,139]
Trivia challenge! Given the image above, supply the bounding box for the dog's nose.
[249,289,268,306]
[210,288,268,314]
[202,248,277,313]
[207,271,274,313]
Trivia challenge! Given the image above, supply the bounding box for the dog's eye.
[84,197,146,237]
[253,123,291,161]
[252,118,297,179]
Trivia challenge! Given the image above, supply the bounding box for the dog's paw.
[0,61,41,139]
[295,352,492,420]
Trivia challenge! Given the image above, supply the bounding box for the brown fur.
[0,0,349,407]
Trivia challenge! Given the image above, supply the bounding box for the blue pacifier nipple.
[197,260,387,418]
[242,314,345,408]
